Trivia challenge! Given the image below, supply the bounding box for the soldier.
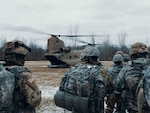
[114,42,150,113]
[123,53,130,65]
[3,40,41,113]
[106,54,124,113]
[137,66,150,113]
[54,46,107,113]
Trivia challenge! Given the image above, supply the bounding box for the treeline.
[0,41,149,61]
[0,42,130,61]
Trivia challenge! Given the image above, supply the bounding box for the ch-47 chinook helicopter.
[4,25,101,68]
[44,34,100,68]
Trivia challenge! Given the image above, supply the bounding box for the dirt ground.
[24,61,113,113]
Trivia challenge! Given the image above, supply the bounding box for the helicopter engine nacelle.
[60,47,71,53]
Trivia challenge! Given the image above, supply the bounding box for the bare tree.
[0,36,6,48]
[69,25,79,47]
[145,38,150,45]
[100,34,112,60]
[91,34,95,44]
[118,32,127,47]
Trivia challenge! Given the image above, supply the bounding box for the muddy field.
[24,61,113,113]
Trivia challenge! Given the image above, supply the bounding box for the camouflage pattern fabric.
[114,58,150,113]
[3,40,31,56]
[129,42,149,56]
[137,66,150,113]
[80,46,100,61]
[6,66,41,113]
[62,63,106,97]
[108,64,123,84]
[116,51,124,57]
[0,64,15,113]
[112,54,123,63]
[143,67,150,107]
[124,54,130,62]
[106,63,123,113]
[58,63,106,113]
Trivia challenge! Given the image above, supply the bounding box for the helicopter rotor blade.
[4,26,50,35]
[4,25,103,45]
[57,34,103,37]
[4,25,103,38]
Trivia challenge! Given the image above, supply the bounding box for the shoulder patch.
[28,77,34,84]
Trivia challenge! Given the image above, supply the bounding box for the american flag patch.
[28,78,34,83]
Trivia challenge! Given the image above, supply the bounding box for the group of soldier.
[0,39,150,113]
[55,42,150,113]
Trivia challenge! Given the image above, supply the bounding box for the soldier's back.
[6,65,41,113]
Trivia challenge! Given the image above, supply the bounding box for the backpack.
[0,64,15,112]
[108,64,123,83]
[55,64,106,113]
[62,64,104,97]
[124,60,145,91]
[5,66,39,113]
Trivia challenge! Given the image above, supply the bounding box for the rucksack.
[55,64,106,113]
[108,64,123,82]
[0,64,15,112]
[62,64,104,97]
[5,66,39,113]
[125,59,150,92]
[125,60,143,91]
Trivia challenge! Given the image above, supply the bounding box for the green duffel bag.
[54,90,75,111]
[54,90,66,108]
[74,96,90,113]
[64,92,75,111]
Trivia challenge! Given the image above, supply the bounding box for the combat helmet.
[113,54,123,64]
[129,42,149,59]
[116,51,124,57]
[80,46,100,62]
[123,54,130,62]
[3,40,31,66]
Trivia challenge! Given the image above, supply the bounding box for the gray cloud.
[0,0,150,47]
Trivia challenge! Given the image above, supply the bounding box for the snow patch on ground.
[37,86,71,113]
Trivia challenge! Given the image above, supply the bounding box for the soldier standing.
[3,40,41,113]
[106,54,124,113]
[114,42,150,113]
[54,46,107,113]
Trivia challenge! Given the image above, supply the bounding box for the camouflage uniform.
[137,66,150,113]
[0,64,15,113]
[106,54,123,113]
[55,46,107,113]
[3,40,41,113]
[114,42,150,113]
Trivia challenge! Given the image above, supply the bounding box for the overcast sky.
[0,0,150,48]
